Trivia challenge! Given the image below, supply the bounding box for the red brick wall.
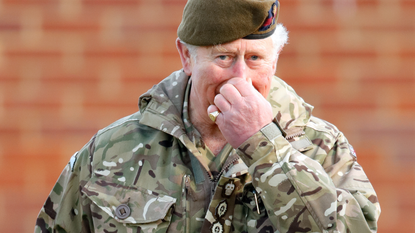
[0,0,414,232]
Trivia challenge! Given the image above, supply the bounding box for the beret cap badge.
[178,0,280,46]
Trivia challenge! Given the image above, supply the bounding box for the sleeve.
[236,122,380,233]
[34,136,96,233]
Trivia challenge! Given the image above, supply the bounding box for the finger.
[225,78,255,97]
[207,104,219,114]
[214,93,231,112]
[219,83,242,105]
[207,105,221,123]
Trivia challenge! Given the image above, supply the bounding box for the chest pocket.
[81,177,176,232]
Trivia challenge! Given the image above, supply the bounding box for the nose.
[232,58,248,81]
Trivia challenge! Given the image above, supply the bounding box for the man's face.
[183,37,279,117]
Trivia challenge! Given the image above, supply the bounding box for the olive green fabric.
[178,0,280,46]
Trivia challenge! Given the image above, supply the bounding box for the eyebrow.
[210,44,231,54]
[209,42,269,56]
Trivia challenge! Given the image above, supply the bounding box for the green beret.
[177,0,280,46]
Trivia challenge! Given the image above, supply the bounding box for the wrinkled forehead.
[208,37,274,55]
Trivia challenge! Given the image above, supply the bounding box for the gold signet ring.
[208,111,220,122]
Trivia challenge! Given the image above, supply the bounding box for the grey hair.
[271,23,289,56]
[179,41,199,61]
[180,23,289,60]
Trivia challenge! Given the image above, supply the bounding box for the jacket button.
[115,204,131,220]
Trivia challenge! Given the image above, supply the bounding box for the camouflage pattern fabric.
[35,70,380,233]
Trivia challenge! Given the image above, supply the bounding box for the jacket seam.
[96,118,140,137]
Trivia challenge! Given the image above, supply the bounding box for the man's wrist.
[236,122,282,167]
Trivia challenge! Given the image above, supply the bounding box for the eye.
[250,55,259,60]
[218,55,229,60]
[215,55,233,67]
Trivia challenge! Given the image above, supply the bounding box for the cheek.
[255,83,271,98]
[252,72,273,98]
[262,83,272,98]
[193,72,224,104]
[202,69,230,94]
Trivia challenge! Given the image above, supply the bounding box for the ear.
[176,38,193,76]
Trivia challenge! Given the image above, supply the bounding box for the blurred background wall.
[0,0,414,232]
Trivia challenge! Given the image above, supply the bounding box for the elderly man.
[35,0,380,232]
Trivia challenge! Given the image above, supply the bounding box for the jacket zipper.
[206,156,239,198]
[213,157,240,182]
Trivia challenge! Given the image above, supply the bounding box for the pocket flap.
[81,177,176,224]
[289,136,313,152]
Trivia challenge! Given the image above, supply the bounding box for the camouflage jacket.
[35,70,380,233]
